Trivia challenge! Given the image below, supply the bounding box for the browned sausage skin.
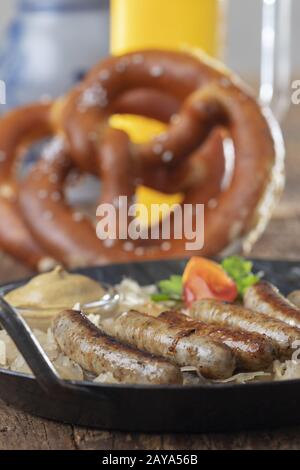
[190,299,300,359]
[244,281,300,329]
[52,310,183,385]
[158,310,275,371]
[101,310,236,380]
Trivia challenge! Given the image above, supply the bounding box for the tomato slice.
[182,257,238,306]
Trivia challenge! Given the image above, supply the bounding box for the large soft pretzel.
[3,50,285,267]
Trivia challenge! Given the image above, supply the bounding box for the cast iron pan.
[0,258,300,434]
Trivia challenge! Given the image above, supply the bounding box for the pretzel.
[4,50,284,267]
[0,103,58,270]
[0,90,180,268]
[19,132,139,267]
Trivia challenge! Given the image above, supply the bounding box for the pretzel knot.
[0,50,284,269]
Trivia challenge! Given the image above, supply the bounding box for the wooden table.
[1,106,300,450]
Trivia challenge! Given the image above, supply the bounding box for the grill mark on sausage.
[52,309,183,385]
[101,310,236,380]
[159,310,275,371]
[244,281,300,329]
[190,299,300,359]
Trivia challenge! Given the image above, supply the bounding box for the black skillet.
[0,258,300,434]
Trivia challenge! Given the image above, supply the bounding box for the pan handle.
[0,297,113,402]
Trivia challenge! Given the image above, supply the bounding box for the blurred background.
[1,0,299,77]
[0,0,298,110]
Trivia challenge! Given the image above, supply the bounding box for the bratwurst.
[158,310,275,371]
[244,281,300,329]
[52,310,183,385]
[101,310,236,379]
[190,299,300,359]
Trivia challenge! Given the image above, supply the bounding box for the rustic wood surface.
[0,106,300,450]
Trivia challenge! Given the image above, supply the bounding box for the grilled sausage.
[52,310,183,385]
[190,299,300,359]
[244,281,300,329]
[158,310,275,371]
[101,310,236,380]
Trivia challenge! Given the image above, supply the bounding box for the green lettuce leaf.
[151,275,183,302]
[221,256,261,297]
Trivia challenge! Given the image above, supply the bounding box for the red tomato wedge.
[182,257,238,306]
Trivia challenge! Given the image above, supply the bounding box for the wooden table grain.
[1,106,300,450]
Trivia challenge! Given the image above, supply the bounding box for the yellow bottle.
[111,0,222,57]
